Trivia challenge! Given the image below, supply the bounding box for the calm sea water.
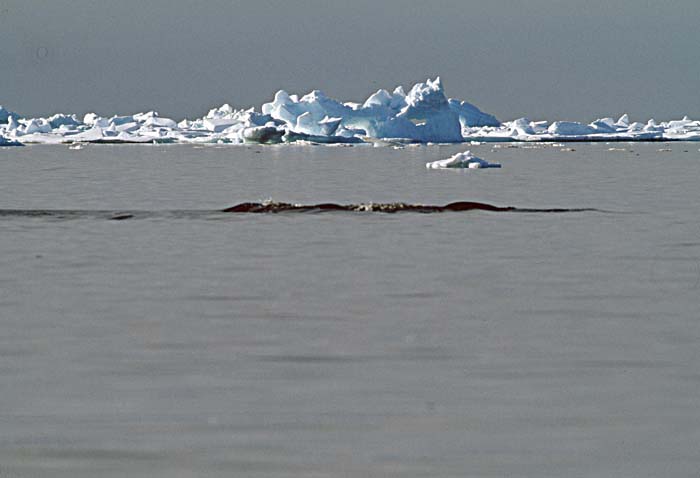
[1,143,699,477]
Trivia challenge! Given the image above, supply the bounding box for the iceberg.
[426,150,501,169]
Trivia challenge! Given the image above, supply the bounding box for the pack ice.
[2,79,700,145]
[463,114,700,142]
[0,79,498,145]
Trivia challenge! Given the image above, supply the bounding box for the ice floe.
[462,114,700,142]
[3,80,700,146]
[426,150,501,169]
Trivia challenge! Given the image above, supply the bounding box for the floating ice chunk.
[426,150,501,169]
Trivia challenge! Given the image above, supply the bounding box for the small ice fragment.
[426,150,501,169]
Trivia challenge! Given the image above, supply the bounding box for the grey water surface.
[1,143,699,477]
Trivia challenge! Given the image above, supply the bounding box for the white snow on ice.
[462,115,700,143]
[2,80,700,145]
[0,78,496,145]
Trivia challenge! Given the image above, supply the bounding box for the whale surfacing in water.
[219,201,581,214]
[442,201,514,212]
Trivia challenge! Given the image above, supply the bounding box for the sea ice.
[48,114,81,129]
[426,150,501,169]
[0,134,22,146]
[3,79,700,145]
[461,113,700,143]
[548,121,597,136]
[0,106,19,124]
[255,77,488,143]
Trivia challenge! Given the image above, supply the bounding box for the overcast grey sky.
[2,0,699,121]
